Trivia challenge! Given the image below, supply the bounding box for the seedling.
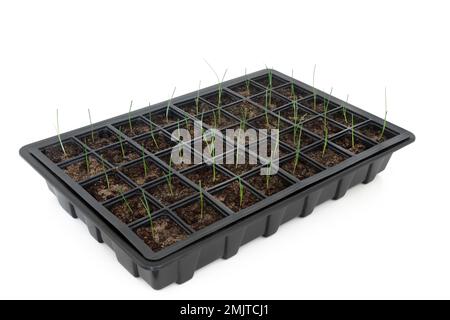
[56,109,67,156]
[323,87,333,128]
[140,190,155,238]
[88,108,94,142]
[195,81,202,114]
[165,87,177,123]
[128,100,133,133]
[199,180,204,220]
[203,59,227,120]
[165,158,174,195]
[351,114,355,149]
[322,126,329,157]
[265,65,273,89]
[342,94,349,125]
[141,145,148,177]
[244,68,250,94]
[312,64,317,111]
[238,177,244,208]
[235,109,248,167]
[379,87,388,141]
[119,189,133,215]
[264,89,270,126]
[266,124,281,191]
[84,145,90,174]
[293,125,303,173]
[118,128,126,158]
[100,155,110,189]
[290,69,295,99]
[148,104,159,149]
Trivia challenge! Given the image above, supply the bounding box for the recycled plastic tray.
[20,69,415,289]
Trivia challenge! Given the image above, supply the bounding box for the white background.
[1,0,449,299]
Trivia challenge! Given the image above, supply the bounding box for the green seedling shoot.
[342,94,349,125]
[140,191,155,238]
[199,180,204,220]
[235,109,248,167]
[290,69,295,99]
[84,145,90,174]
[265,65,273,89]
[323,87,333,128]
[56,109,67,156]
[203,59,227,120]
[312,64,317,111]
[165,87,177,123]
[322,126,329,157]
[266,124,281,192]
[148,106,159,149]
[293,124,303,173]
[238,177,244,208]
[118,128,126,158]
[165,158,174,195]
[195,80,202,114]
[141,146,148,177]
[120,189,133,215]
[100,156,110,189]
[88,108,94,142]
[379,87,388,141]
[351,114,355,149]
[264,89,270,126]
[128,100,133,133]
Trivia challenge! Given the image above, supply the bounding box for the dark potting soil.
[118,119,151,137]
[43,141,83,163]
[160,153,195,171]
[254,76,286,88]
[201,112,238,129]
[121,160,163,185]
[249,114,290,130]
[250,93,289,110]
[176,100,213,115]
[170,121,198,139]
[225,101,263,119]
[85,174,131,202]
[109,194,157,224]
[330,111,365,127]
[223,161,259,176]
[306,147,346,167]
[149,111,183,127]
[274,85,311,100]
[279,106,315,123]
[247,174,292,196]
[213,181,259,212]
[358,123,392,142]
[301,97,337,113]
[81,129,118,149]
[203,91,239,106]
[230,82,264,97]
[98,144,140,166]
[281,129,316,149]
[304,118,342,137]
[334,134,371,154]
[137,132,175,153]
[64,156,104,182]
[146,177,194,206]
[185,166,229,189]
[281,158,320,180]
[175,202,224,231]
[136,216,188,252]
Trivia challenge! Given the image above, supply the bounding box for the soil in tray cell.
[185,165,229,189]
[80,128,118,149]
[84,174,131,202]
[121,159,164,185]
[250,92,289,110]
[202,91,240,107]
[136,216,188,252]
[98,143,140,166]
[175,201,224,231]
[117,119,151,137]
[225,101,263,119]
[249,114,290,130]
[64,155,104,182]
[149,110,183,127]
[253,75,287,88]
[213,181,259,212]
[281,157,321,180]
[274,85,312,100]
[280,129,317,149]
[42,141,83,163]
[304,118,342,137]
[109,193,158,224]
[330,110,366,128]
[306,146,347,167]
[357,123,395,142]
[146,177,195,206]
[247,173,292,196]
[175,99,213,115]
[301,96,338,113]
[333,133,372,154]
[159,152,196,171]
[201,111,238,130]
[229,81,265,97]
[279,106,315,123]
[137,132,176,153]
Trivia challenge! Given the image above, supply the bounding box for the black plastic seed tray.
[20,69,415,289]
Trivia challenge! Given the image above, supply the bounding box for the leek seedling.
[203,59,227,120]
[342,94,349,125]
[235,109,248,167]
[140,191,155,238]
[264,89,270,126]
[84,145,90,174]
[379,87,388,141]
[148,106,159,149]
[351,114,355,149]
[88,108,94,142]
[165,158,174,195]
[100,156,110,189]
[323,87,333,128]
[265,65,273,89]
[118,128,126,158]
[119,189,133,215]
[290,69,295,99]
[322,126,329,157]
[293,125,303,173]
[266,125,280,192]
[244,68,250,94]
[128,100,133,133]
[238,177,244,208]
[195,80,202,114]
[312,64,317,111]
[199,180,204,220]
[56,109,67,156]
[165,87,177,123]
[141,145,148,177]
